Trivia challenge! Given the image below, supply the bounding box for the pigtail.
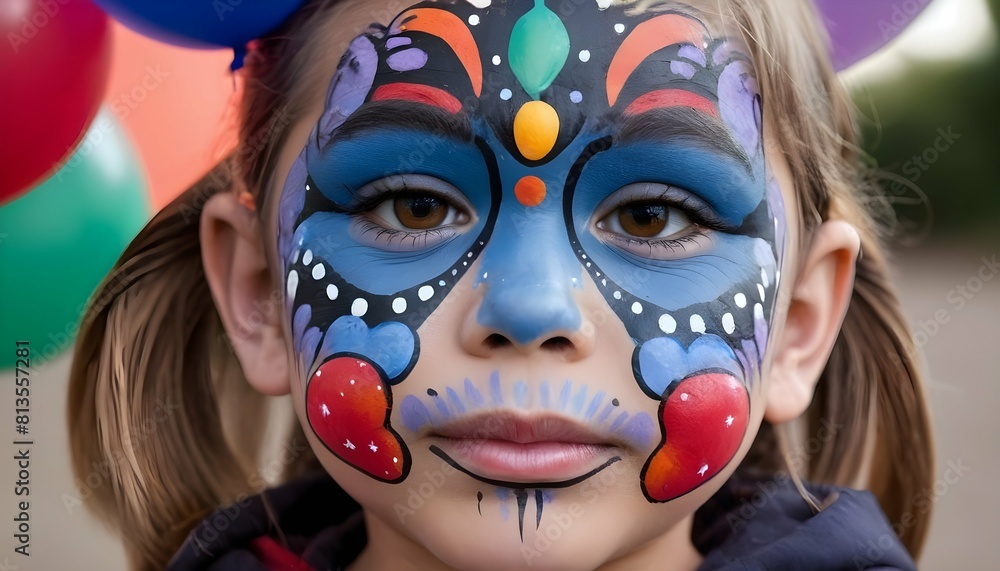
[806,234,934,555]
[729,0,936,558]
[67,160,272,569]
[67,1,351,565]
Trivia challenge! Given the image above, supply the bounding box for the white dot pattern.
[690,314,706,334]
[286,270,299,300]
[351,298,368,317]
[418,285,434,301]
[722,313,736,334]
[392,297,407,314]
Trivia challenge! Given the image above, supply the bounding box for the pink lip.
[429,412,620,484]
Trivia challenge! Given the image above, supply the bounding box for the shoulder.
[166,471,365,571]
[693,475,917,571]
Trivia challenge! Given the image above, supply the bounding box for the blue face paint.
[472,126,584,344]
[571,142,763,228]
[277,1,785,503]
[298,129,493,295]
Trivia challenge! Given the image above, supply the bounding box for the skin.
[199,1,862,570]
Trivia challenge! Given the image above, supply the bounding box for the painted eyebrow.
[324,99,474,151]
[616,107,753,172]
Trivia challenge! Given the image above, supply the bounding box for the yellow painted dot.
[515,176,547,207]
[513,100,559,161]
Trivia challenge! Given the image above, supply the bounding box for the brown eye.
[618,203,668,237]
[393,195,449,229]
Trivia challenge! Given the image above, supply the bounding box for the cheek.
[570,174,785,502]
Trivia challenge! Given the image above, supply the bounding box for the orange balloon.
[104,23,237,209]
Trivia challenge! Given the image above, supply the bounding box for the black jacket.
[167,471,916,570]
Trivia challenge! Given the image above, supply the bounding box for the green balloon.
[0,107,150,369]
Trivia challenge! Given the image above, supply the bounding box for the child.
[68,0,934,569]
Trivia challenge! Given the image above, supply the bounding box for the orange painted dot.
[513,101,559,160]
[515,176,547,207]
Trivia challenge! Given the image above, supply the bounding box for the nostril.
[540,336,574,352]
[484,333,512,349]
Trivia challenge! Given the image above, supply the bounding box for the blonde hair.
[68,0,934,568]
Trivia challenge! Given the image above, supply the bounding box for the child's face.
[273,0,789,566]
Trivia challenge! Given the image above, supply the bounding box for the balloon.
[0,0,112,204]
[815,0,932,70]
[0,107,150,370]
[105,23,237,209]
[92,0,306,66]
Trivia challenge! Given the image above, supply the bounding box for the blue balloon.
[93,0,306,65]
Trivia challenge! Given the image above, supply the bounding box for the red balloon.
[0,0,112,204]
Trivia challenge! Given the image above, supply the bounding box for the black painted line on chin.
[428,445,622,489]
[535,489,544,530]
[514,489,528,542]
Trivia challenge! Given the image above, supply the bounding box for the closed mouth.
[426,411,624,487]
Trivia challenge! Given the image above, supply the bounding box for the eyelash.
[593,186,727,259]
[345,176,474,250]
[330,177,723,258]
[604,230,709,257]
[354,219,458,249]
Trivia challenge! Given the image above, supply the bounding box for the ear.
[201,190,291,396]
[765,220,861,423]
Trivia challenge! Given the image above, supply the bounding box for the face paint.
[278,0,785,506]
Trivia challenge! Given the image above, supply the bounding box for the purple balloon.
[815,0,931,70]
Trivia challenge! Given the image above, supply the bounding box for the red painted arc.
[372,83,464,114]
[624,89,719,117]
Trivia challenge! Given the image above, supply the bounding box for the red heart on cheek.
[641,372,749,502]
[306,356,409,482]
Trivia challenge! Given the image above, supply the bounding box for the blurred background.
[0,0,997,568]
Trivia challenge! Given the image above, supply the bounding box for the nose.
[460,211,595,361]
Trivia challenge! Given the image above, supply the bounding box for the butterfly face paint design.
[278,0,786,501]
